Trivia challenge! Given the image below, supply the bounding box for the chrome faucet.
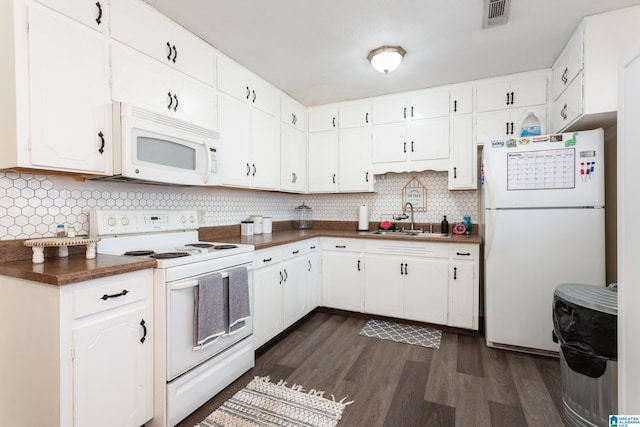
[403,202,415,231]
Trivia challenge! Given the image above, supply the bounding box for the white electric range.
[91,208,255,427]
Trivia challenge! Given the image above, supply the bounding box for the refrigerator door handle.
[484,163,497,260]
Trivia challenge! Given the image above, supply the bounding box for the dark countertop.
[220,228,483,249]
[0,222,481,285]
[0,254,157,286]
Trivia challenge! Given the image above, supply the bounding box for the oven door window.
[137,135,196,171]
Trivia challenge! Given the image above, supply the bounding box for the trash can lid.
[554,283,617,315]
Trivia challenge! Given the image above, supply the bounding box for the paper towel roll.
[357,205,369,231]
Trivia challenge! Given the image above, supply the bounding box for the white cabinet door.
[218,56,277,116]
[34,0,108,33]
[218,94,252,187]
[475,106,546,144]
[550,76,583,133]
[308,107,338,132]
[281,96,306,131]
[280,125,307,192]
[250,109,279,190]
[253,263,283,348]
[403,257,449,324]
[371,96,407,124]
[552,27,584,100]
[73,305,152,427]
[409,87,450,119]
[363,255,404,318]
[448,261,475,329]
[409,117,450,161]
[306,251,321,312]
[110,0,216,86]
[282,256,308,327]
[476,74,547,113]
[339,127,373,192]
[308,132,339,192]
[27,6,111,174]
[321,252,363,312]
[449,115,476,190]
[371,122,407,164]
[111,44,217,129]
[339,103,371,128]
[450,85,473,115]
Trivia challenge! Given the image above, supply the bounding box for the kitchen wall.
[0,170,477,240]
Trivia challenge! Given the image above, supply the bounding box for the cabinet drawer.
[450,245,478,260]
[321,238,363,253]
[364,240,448,258]
[73,270,151,319]
[255,248,282,268]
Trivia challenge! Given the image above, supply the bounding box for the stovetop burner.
[151,252,191,259]
[124,250,156,256]
[185,243,215,248]
[214,244,237,250]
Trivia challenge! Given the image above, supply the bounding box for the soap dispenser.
[441,216,449,234]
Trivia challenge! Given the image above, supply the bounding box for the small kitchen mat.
[358,319,442,349]
[194,376,352,427]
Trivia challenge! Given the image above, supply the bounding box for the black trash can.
[552,283,618,427]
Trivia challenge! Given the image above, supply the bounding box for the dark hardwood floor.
[178,310,567,427]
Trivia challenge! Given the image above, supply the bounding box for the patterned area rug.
[358,319,442,349]
[195,376,353,427]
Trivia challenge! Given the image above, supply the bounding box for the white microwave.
[96,103,221,186]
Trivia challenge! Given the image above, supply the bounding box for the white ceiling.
[144,0,640,107]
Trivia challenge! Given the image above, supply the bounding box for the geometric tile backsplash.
[0,170,478,240]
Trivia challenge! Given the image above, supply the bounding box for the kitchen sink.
[367,230,451,238]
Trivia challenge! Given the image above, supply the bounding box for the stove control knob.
[107,217,116,227]
[189,215,196,223]
[180,216,186,223]
[121,217,129,226]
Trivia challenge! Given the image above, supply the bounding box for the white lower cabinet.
[0,269,154,427]
[320,238,479,330]
[253,240,319,348]
[321,239,364,312]
[447,245,480,330]
[364,240,449,325]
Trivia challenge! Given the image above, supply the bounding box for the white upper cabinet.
[280,124,307,193]
[308,107,338,132]
[338,127,373,192]
[34,0,108,33]
[0,2,112,175]
[475,73,547,113]
[280,96,306,131]
[475,106,547,145]
[111,44,217,129]
[448,115,476,190]
[371,96,408,125]
[408,87,450,120]
[450,85,473,115]
[218,55,278,116]
[339,103,371,129]
[550,5,640,132]
[308,131,339,193]
[551,27,584,101]
[110,0,216,87]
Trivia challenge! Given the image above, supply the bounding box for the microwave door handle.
[202,141,212,185]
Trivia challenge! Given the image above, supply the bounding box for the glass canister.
[294,203,312,229]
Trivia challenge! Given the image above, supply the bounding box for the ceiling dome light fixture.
[367,45,407,74]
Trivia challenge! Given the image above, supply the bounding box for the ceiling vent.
[483,0,511,28]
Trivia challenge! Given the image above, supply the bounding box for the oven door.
[166,263,253,381]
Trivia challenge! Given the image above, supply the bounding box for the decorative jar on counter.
[294,203,312,229]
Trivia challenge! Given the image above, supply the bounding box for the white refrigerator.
[482,128,606,353]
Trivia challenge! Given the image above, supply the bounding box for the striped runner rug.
[195,376,353,427]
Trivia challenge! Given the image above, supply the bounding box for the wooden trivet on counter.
[24,237,101,264]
